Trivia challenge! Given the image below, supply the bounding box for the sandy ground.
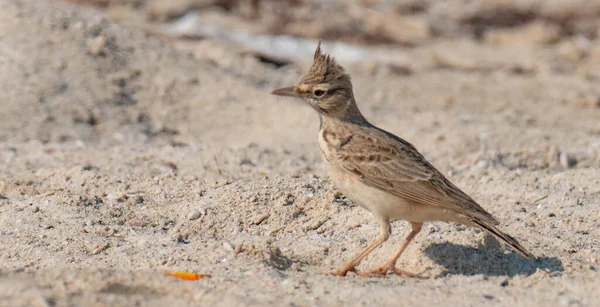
[1,0,600,306]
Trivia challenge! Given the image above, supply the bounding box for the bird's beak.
[271,86,297,97]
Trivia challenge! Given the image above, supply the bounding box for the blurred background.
[72,0,600,45]
[2,0,599,167]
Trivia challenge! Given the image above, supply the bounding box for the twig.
[533,194,548,203]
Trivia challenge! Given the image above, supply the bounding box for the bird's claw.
[367,265,421,278]
[331,266,370,277]
[332,265,422,278]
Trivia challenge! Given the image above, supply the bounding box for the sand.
[1,0,599,306]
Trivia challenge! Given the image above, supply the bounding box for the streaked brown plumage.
[271,41,533,277]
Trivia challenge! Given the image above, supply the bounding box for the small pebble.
[428,225,438,234]
[253,214,269,225]
[90,243,109,255]
[476,160,488,168]
[308,218,328,231]
[559,152,576,169]
[547,146,559,166]
[222,241,235,252]
[188,210,202,220]
[87,35,107,56]
[235,243,244,255]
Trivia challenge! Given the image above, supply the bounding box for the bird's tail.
[472,220,534,260]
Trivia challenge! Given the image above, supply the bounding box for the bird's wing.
[335,127,499,225]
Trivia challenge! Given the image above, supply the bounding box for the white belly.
[327,165,461,223]
[317,128,461,223]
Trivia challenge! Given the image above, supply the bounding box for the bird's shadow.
[424,242,563,277]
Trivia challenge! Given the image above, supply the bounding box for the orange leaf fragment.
[166,271,208,281]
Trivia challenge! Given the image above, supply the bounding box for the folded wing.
[336,126,499,225]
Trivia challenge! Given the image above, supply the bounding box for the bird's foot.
[368,264,421,278]
[331,266,370,277]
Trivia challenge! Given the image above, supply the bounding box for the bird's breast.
[317,128,335,163]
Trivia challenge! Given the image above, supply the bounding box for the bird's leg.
[332,218,391,277]
[370,222,422,277]
[332,236,385,277]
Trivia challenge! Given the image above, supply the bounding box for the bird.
[271,41,533,277]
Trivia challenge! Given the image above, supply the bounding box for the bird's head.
[271,41,362,122]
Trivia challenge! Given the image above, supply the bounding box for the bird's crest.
[301,40,349,85]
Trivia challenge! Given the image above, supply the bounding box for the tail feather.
[473,220,534,260]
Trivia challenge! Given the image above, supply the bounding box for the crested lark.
[271,42,533,277]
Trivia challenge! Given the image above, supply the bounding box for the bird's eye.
[313,89,326,98]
